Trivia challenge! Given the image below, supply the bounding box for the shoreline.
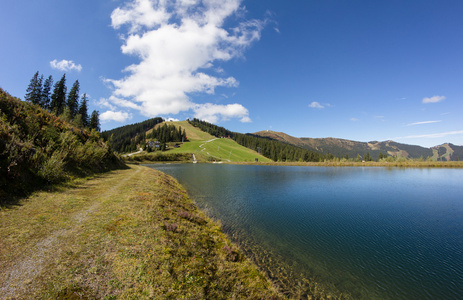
[129,159,463,168]
[0,165,284,299]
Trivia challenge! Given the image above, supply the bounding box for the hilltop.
[0,88,125,201]
[254,130,463,161]
[103,119,325,163]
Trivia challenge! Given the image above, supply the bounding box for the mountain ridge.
[254,130,462,161]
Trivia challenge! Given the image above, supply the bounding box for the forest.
[101,119,187,153]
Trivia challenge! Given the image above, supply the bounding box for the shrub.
[0,88,126,199]
[38,150,67,183]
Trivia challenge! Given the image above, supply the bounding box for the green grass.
[0,165,283,299]
[168,137,272,163]
[132,120,272,163]
[170,120,215,141]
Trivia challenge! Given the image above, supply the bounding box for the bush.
[0,88,126,199]
[37,150,67,183]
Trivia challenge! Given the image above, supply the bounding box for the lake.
[146,164,463,299]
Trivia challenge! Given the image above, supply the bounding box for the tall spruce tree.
[78,93,89,128]
[41,75,53,110]
[67,80,80,119]
[50,74,67,115]
[89,110,100,132]
[25,71,43,105]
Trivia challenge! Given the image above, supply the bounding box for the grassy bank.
[0,165,282,299]
[234,160,463,168]
[1,88,126,201]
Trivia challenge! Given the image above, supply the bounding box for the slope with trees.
[24,71,100,132]
[188,119,324,162]
[254,130,461,161]
[0,88,125,201]
[101,117,164,153]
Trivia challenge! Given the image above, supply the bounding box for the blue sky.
[1,0,462,148]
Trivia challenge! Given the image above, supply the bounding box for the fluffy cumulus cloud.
[50,59,82,72]
[193,103,251,123]
[422,95,446,104]
[100,110,132,122]
[104,0,264,123]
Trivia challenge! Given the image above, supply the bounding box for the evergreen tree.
[67,80,80,119]
[50,74,67,115]
[25,71,43,105]
[89,110,100,132]
[364,152,372,161]
[41,75,53,110]
[78,93,89,128]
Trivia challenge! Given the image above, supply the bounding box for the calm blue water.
[147,164,463,299]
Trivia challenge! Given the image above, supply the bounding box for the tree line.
[188,118,325,162]
[25,71,100,131]
[146,123,187,143]
[101,117,171,153]
[101,119,187,154]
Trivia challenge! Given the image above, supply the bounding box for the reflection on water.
[147,164,463,299]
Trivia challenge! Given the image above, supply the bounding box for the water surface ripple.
[147,164,463,299]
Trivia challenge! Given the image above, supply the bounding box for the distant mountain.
[431,143,463,161]
[254,130,462,161]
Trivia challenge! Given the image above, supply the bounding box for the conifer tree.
[41,75,53,110]
[67,80,80,119]
[50,74,67,115]
[25,71,43,105]
[78,93,89,128]
[89,110,100,132]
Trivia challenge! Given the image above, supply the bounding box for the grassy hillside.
[171,120,215,141]
[0,165,283,299]
[127,121,273,163]
[0,88,125,201]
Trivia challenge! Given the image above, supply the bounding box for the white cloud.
[350,118,359,122]
[164,117,180,122]
[100,110,132,122]
[111,0,169,33]
[393,130,463,140]
[407,120,442,126]
[50,59,82,72]
[422,95,446,104]
[193,103,251,124]
[106,0,265,122]
[308,101,324,109]
[98,98,116,111]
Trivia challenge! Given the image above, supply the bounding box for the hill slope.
[254,130,461,161]
[124,120,272,163]
[0,88,125,200]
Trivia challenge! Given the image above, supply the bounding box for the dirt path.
[124,148,144,157]
[0,167,142,299]
[0,165,283,299]
[198,138,231,162]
